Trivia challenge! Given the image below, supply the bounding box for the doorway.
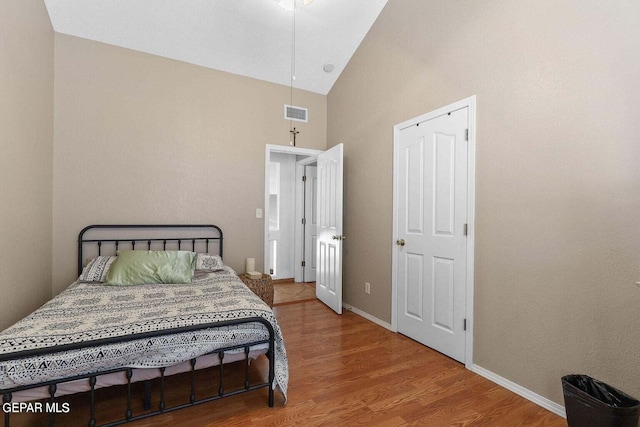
[264,145,322,281]
[391,96,476,367]
[264,143,345,315]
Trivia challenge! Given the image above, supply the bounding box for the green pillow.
[105,250,196,286]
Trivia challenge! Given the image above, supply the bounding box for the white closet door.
[396,109,468,362]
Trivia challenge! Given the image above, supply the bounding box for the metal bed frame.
[1,224,276,427]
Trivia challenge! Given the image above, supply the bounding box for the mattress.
[0,267,288,400]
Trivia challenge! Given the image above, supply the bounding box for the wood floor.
[8,300,566,426]
[273,280,316,305]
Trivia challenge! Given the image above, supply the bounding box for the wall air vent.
[284,104,308,123]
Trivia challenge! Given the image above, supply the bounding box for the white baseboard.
[471,365,566,419]
[342,303,393,331]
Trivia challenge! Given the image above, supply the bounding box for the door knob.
[332,235,346,240]
[396,239,405,246]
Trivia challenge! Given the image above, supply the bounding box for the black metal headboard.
[77,224,223,275]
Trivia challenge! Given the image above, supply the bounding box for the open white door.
[303,165,318,282]
[294,158,318,283]
[316,143,344,314]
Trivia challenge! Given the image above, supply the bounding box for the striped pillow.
[79,256,116,283]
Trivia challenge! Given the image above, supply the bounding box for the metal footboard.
[1,317,275,427]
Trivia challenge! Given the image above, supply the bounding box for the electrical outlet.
[365,282,371,294]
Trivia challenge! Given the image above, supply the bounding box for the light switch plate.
[256,208,263,219]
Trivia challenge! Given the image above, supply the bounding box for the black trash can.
[562,374,640,427]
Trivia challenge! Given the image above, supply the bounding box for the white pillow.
[195,253,224,271]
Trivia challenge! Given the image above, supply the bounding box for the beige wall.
[328,0,640,405]
[0,1,54,329]
[52,34,327,294]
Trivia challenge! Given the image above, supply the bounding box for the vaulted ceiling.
[44,0,388,95]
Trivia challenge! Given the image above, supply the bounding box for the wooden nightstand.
[238,274,274,307]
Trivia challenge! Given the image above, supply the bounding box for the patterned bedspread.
[0,267,288,400]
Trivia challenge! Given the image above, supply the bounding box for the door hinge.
[463,223,468,236]
[465,129,469,141]
[302,175,307,182]
[464,319,467,331]
[302,261,306,267]
[302,218,306,225]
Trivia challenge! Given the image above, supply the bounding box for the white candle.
[246,257,255,273]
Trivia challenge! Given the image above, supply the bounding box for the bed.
[0,224,288,426]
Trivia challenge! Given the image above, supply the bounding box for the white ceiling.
[44,0,388,95]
